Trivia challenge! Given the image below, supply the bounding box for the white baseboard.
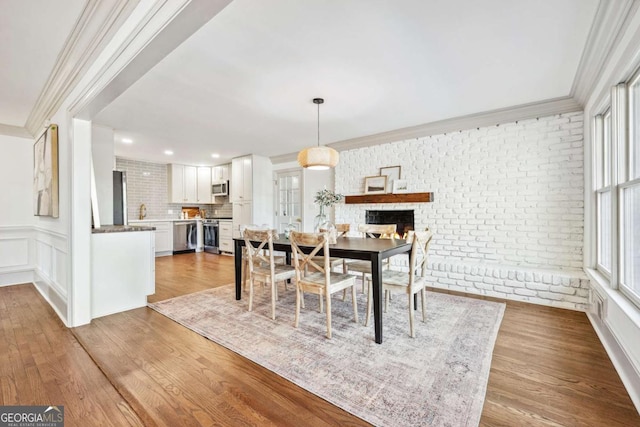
[0,268,34,287]
[587,312,640,414]
[33,270,69,327]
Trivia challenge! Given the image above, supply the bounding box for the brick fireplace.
[365,210,414,237]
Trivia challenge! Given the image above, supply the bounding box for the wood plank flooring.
[1,252,638,426]
[0,284,143,427]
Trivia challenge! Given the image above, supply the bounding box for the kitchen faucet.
[139,203,146,220]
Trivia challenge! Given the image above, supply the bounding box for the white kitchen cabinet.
[232,202,253,238]
[212,164,230,182]
[153,221,173,255]
[168,164,198,203]
[231,154,272,238]
[197,166,212,203]
[219,219,233,253]
[91,230,155,318]
[231,156,253,203]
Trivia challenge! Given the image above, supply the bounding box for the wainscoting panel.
[33,227,69,324]
[0,227,34,286]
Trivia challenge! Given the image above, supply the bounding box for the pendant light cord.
[317,102,320,148]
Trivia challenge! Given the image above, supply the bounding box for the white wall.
[0,135,35,226]
[336,111,589,311]
[91,124,114,224]
[0,134,36,286]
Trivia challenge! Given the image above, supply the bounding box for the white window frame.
[594,110,612,278]
[618,70,640,307]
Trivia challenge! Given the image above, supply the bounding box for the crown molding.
[69,0,232,120]
[24,0,139,136]
[0,123,32,139]
[270,96,581,164]
[571,0,638,106]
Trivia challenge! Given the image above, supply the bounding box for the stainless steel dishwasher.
[173,221,197,253]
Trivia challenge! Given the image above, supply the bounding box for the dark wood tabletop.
[233,235,412,343]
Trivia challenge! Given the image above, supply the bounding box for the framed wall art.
[33,124,59,217]
[364,175,387,194]
[392,179,409,194]
[380,165,401,193]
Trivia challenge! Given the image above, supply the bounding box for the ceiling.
[0,0,86,127]
[3,1,600,166]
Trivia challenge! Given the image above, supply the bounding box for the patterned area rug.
[148,284,505,426]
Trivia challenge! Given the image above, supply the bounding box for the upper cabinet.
[231,155,273,236]
[168,164,211,204]
[212,164,230,182]
[169,164,196,203]
[196,167,212,203]
[231,156,253,203]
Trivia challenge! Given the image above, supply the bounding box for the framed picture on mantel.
[364,175,387,194]
[380,165,401,193]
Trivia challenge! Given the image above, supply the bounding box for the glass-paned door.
[275,170,302,233]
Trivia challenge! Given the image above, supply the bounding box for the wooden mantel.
[344,192,434,204]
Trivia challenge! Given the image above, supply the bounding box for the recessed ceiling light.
[164,150,174,155]
[211,153,220,158]
[122,138,133,144]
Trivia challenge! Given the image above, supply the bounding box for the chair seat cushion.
[253,264,296,281]
[345,260,391,274]
[300,271,356,289]
[311,256,344,268]
[345,260,372,273]
[378,270,426,292]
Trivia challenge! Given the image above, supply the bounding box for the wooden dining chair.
[315,223,351,272]
[243,228,296,320]
[345,223,397,291]
[289,231,358,339]
[365,230,433,337]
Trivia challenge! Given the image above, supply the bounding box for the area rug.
[148,284,505,427]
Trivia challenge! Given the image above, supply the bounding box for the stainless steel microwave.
[212,180,228,197]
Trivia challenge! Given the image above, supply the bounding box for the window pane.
[603,111,611,187]
[622,185,640,298]
[631,79,640,179]
[597,191,612,273]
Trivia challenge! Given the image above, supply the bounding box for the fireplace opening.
[365,210,414,237]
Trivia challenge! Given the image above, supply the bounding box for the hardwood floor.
[0,284,143,427]
[1,252,638,426]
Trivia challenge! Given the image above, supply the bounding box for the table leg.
[234,240,242,300]
[371,253,383,344]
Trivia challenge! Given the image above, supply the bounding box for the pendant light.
[297,98,339,170]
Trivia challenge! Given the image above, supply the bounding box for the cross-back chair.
[345,223,397,291]
[243,228,296,320]
[314,223,351,272]
[365,230,433,337]
[289,231,358,339]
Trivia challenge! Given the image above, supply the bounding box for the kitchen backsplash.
[115,157,233,220]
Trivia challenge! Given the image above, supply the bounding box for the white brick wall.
[335,112,589,310]
[115,158,232,220]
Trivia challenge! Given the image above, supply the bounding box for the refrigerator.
[113,170,128,225]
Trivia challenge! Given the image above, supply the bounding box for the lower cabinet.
[154,222,173,255]
[91,230,155,318]
[219,220,233,254]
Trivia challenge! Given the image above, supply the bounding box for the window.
[595,110,612,275]
[593,74,640,308]
[621,74,640,306]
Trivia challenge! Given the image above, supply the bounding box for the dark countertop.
[92,225,156,234]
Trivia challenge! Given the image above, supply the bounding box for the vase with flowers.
[314,188,344,232]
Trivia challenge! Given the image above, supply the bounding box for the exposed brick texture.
[335,112,589,310]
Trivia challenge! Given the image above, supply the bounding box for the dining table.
[233,234,413,344]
